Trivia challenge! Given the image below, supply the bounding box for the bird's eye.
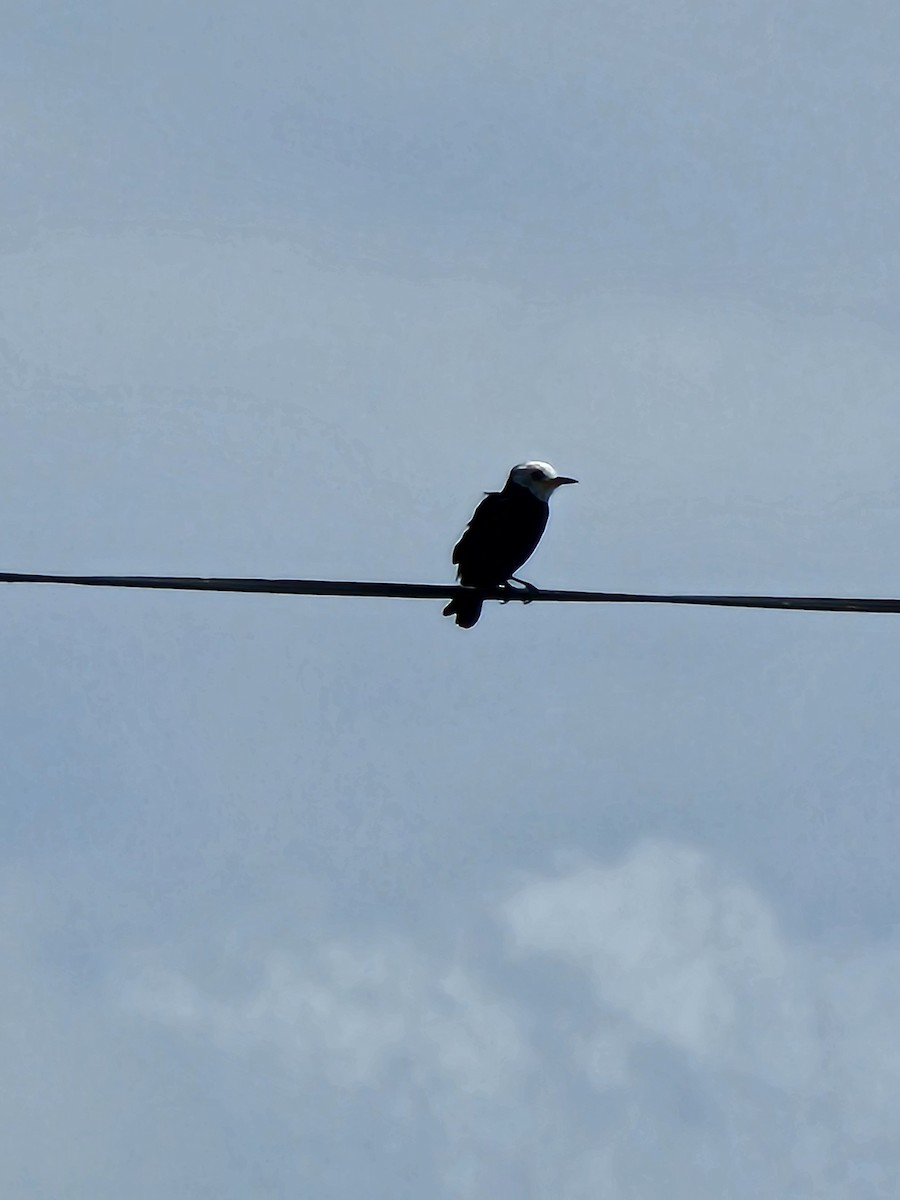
[530,469,544,481]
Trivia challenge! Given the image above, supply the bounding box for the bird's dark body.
[443,482,550,628]
[452,485,549,585]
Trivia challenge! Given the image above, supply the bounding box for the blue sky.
[4,3,900,1196]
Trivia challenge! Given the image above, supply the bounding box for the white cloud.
[124,839,900,1198]
[503,842,821,1089]
[504,841,900,1190]
[126,938,539,1197]
[127,937,531,1095]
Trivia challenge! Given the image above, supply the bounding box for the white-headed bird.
[443,461,577,628]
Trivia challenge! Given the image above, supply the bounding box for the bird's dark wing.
[451,490,548,586]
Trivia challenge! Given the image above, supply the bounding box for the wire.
[1,571,899,613]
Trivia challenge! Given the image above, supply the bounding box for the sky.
[3,2,900,1196]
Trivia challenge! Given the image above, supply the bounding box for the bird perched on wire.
[443,461,577,628]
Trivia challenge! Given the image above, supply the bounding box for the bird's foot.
[504,577,540,604]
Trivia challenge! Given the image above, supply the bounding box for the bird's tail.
[443,591,483,628]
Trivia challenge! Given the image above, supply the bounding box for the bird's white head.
[508,461,578,501]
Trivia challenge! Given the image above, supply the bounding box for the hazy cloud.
[122,841,900,1198]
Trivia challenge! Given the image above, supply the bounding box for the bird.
[443,461,577,628]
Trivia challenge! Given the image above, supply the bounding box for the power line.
[1,571,899,613]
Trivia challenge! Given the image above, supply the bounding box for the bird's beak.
[551,476,578,487]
